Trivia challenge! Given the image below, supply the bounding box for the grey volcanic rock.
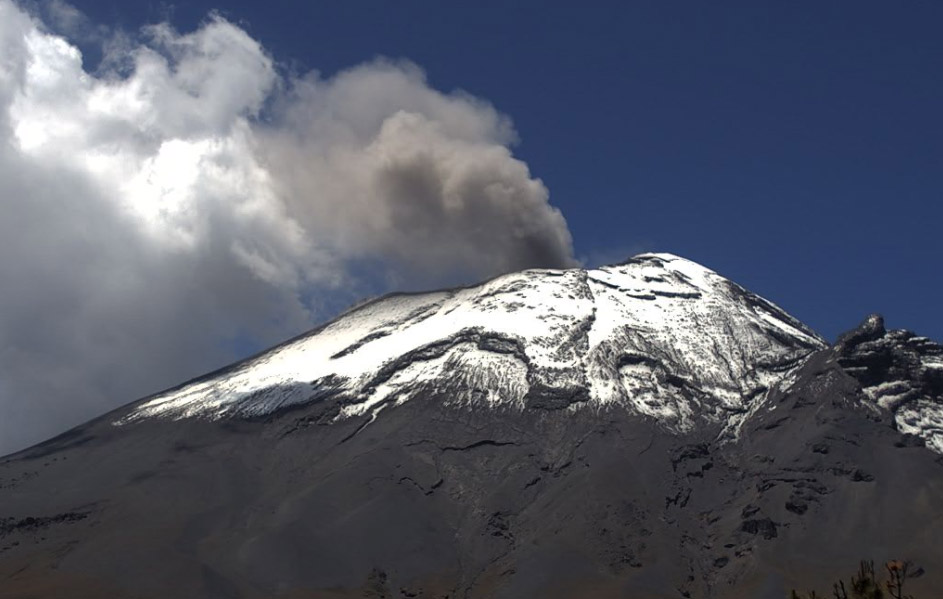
[835,314,943,451]
[2,255,943,599]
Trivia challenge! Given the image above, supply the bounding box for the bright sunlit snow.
[123,254,826,433]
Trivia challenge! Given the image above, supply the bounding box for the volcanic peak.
[124,253,826,434]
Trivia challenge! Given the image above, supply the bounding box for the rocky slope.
[2,254,943,599]
[835,314,943,452]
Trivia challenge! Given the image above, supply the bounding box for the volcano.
[2,253,942,598]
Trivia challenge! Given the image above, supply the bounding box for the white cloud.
[0,0,575,455]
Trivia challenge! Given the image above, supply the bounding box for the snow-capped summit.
[126,253,825,430]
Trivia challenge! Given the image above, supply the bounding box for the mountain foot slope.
[3,345,943,598]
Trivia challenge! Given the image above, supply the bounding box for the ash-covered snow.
[122,254,826,431]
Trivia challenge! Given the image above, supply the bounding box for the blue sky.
[72,0,941,342]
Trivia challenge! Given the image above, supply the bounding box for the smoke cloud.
[0,1,575,455]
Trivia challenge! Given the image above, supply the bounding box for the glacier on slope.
[124,253,826,431]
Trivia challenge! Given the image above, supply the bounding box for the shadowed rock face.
[836,314,943,452]
[2,258,943,599]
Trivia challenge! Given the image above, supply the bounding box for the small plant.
[790,560,917,599]
[884,560,913,599]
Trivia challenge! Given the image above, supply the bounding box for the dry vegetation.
[791,560,918,599]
